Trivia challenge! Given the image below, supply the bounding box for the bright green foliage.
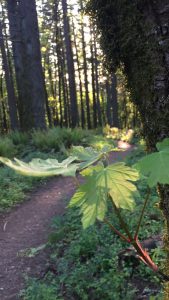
[70,146,102,170]
[136,140,169,187]
[69,173,107,228]
[0,156,78,177]
[106,163,139,209]
[69,162,139,228]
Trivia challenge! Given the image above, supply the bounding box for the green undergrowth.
[0,127,116,158]
[0,167,42,211]
[0,127,115,211]
[22,148,164,300]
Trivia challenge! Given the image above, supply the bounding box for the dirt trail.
[0,145,133,300]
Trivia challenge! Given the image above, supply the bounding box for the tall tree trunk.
[7,0,46,131]
[0,20,19,130]
[62,0,78,128]
[0,75,8,133]
[53,2,69,127]
[93,29,102,127]
[90,25,97,128]
[58,66,63,127]
[80,0,91,129]
[72,19,85,129]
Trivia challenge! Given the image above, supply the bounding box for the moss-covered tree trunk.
[87,0,169,296]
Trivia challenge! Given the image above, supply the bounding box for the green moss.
[87,0,167,147]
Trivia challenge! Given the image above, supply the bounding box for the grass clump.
[9,130,29,146]
[32,128,62,152]
[0,136,17,158]
[31,127,92,152]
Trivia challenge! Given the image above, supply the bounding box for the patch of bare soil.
[0,145,133,300]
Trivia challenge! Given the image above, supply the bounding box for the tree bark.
[88,0,169,294]
[7,0,46,131]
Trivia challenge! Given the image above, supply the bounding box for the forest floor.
[0,144,133,300]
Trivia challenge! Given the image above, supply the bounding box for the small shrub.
[9,131,29,145]
[22,280,59,300]
[120,129,134,142]
[32,128,62,151]
[89,135,116,150]
[61,127,91,148]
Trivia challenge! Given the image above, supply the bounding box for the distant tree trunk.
[79,0,91,129]
[106,79,113,127]
[122,96,128,129]
[53,2,69,127]
[43,54,53,127]
[0,75,8,132]
[45,80,53,128]
[2,101,8,133]
[7,0,46,131]
[72,19,85,129]
[90,25,97,128]
[58,66,63,127]
[111,74,119,128]
[57,32,68,127]
[62,0,78,128]
[100,86,106,125]
[0,20,19,130]
[93,29,102,126]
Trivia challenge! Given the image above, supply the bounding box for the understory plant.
[1,139,169,281]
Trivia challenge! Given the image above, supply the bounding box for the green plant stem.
[104,218,130,242]
[111,200,158,271]
[134,242,158,271]
[112,203,133,242]
[74,176,80,187]
[134,187,151,240]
